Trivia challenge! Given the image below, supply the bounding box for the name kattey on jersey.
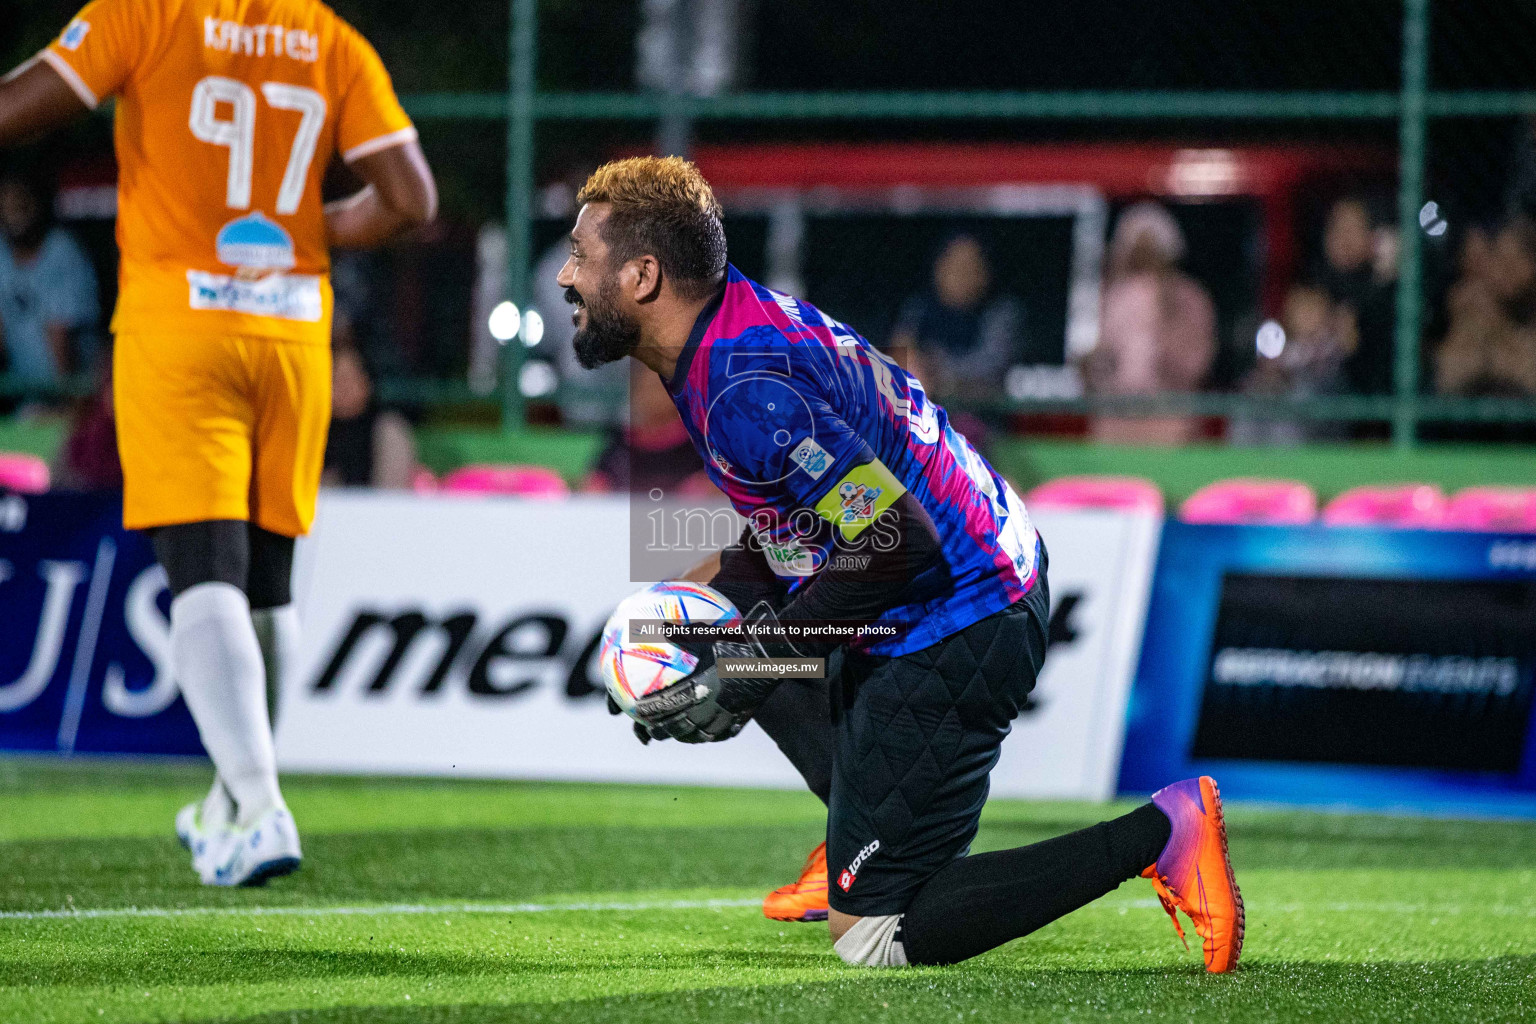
[203,18,320,62]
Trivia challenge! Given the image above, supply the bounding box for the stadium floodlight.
[521,309,545,347]
[1256,319,1286,359]
[488,300,521,343]
[1419,201,1448,237]
[518,359,558,397]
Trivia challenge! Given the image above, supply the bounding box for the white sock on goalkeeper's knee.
[171,583,284,828]
[833,915,909,967]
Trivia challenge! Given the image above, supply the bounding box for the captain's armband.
[813,459,906,540]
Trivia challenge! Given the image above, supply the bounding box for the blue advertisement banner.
[0,492,203,756]
[1119,523,1536,817]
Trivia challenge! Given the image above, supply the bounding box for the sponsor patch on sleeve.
[814,460,905,539]
[60,20,91,50]
[759,536,823,578]
[789,437,832,480]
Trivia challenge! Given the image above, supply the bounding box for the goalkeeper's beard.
[571,282,641,369]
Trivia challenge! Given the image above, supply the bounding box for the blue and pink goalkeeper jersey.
[664,266,1040,657]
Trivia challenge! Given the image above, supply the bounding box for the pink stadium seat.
[1026,475,1164,514]
[1322,484,1448,528]
[0,452,49,494]
[440,463,570,498]
[1179,478,1316,525]
[1444,486,1536,533]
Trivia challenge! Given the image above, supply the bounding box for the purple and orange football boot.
[1142,776,1245,973]
[763,841,829,922]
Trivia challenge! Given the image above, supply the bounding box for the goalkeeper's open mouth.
[565,284,587,328]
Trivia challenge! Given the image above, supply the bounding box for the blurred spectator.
[582,362,715,497]
[1084,202,1216,445]
[1312,195,1398,396]
[888,233,1023,403]
[52,360,122,491]
[468,168,629,426]
[0,167,100,389]
[322,346,420,489]
[1504,115,1536,226]
[375,219,475,380]
[1434,218,1536,399]
[468,223,510,397]
[1230,286,1351,445]
[331,250,402,380]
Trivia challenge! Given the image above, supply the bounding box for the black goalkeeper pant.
[825,571,1050,916]
[753,544,1173,963]
[754,547,1049,916]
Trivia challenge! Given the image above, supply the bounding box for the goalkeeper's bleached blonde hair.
[577,156,727,299]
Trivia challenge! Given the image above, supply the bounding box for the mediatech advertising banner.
[0,493,200,756]
[1119,523,1536,816]
[277,494,1160,799]
[1,492,1157,800]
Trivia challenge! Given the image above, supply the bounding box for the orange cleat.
[1141,776,1245,973]
[763,841,829,922]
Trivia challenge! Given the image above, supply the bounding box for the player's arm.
[709,455,949,661]
[678,551,721,583]
[634,456,947,745]
[325,140,437,249]
[0,59,90,147]
[708,524,789,610]
[775,468,946,652]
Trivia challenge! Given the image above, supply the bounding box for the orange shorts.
[114,332,331,537]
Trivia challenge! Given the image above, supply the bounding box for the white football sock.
[251,604,300,729]
[833,914,909,967]
[201,775,234,831]
[171,583,283,828]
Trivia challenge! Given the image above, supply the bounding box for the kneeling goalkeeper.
[558,155,1243,971]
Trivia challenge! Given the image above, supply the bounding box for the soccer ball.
[599,581,740,719]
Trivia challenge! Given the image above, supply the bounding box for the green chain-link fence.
[436,0,1533,445]
[10,0,1536,449]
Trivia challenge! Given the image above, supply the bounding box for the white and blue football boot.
[176,779,234,876]
[200,804,303,887]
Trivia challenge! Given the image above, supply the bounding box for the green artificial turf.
[2,758,1534,1023]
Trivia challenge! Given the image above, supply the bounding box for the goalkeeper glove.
[607,692,658,746]
[630,602,805,744]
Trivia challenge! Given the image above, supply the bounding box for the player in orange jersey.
[1,0,436,886]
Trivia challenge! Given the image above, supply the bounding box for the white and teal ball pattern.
[599,581,741,719]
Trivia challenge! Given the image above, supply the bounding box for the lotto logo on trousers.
[838,839,881,891]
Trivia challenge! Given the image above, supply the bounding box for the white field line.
[2,896,1534,923]
[0,897,760,922]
